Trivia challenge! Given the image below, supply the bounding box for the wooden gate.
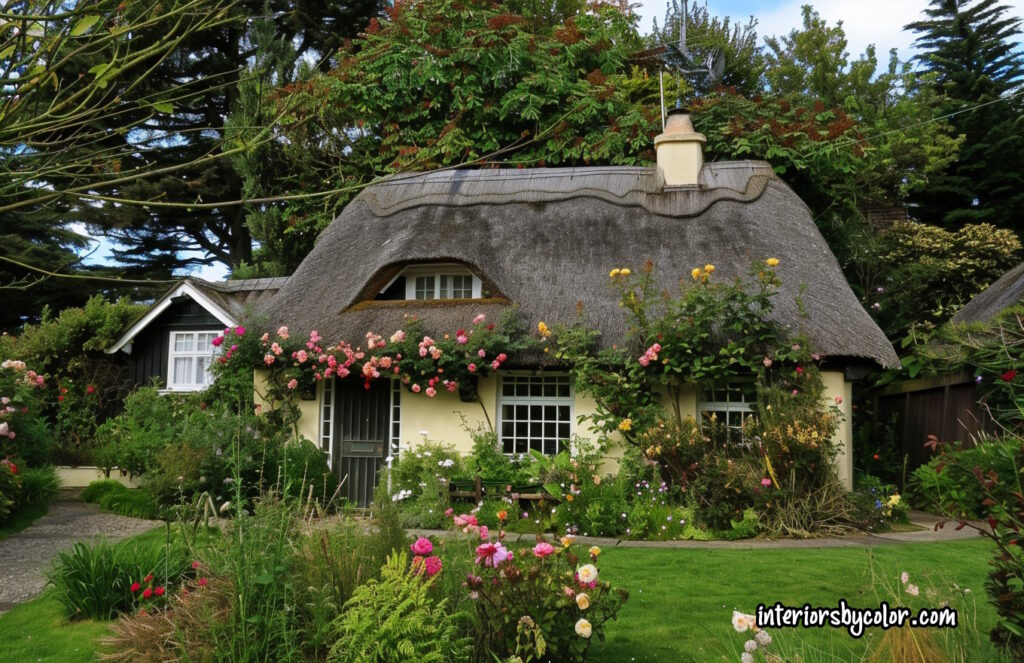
[333,379,390,507]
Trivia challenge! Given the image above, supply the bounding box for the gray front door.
[333,379,390,507]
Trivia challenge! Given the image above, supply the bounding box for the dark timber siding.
[129,299,223,388]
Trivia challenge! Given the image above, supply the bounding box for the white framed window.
[498,374,573,455]
[699,381,757,442]
[401,265,482,300]
[167,330,220,391]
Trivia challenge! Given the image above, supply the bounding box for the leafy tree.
[906,0,1024,233]
[648,0,765,97]
[76,0,381,277]
[0,0,237,322]
[248,0,661,272]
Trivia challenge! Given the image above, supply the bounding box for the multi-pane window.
[699,381,757,442]
[414,275,436,300]
[167,331,220,391]
[499,375,573,455]
[405,268,480,300]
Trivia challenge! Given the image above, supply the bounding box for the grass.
[589,539,1005,662]
[0,501,49,542]
[0,592,111,662]
[0,533,1007,662]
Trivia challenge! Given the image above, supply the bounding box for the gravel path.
[0,497,162,615]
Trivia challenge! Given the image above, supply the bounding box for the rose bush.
[445,513,628,662]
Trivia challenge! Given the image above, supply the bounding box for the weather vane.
[628,0,725,129]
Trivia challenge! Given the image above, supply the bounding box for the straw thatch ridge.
[951,260,1024,325]
[262,164,898,369]
[190,277,289,320]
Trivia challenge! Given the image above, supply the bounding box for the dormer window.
[378,264,484,301]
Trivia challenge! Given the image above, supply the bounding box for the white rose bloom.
[577,564,598,584]
[574,618,592,639]
[732,610,755,633]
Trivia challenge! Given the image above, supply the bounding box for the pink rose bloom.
[411,537,433,556]
[638,355,650,367]
[445,508,454,516]
[497,353,507,362]
[260,332,270,343]
[277,326,289,339]
[411,384,421,393]
[423,556,443,577]
[211,335,224,347]
[473,314,486,324]
[235,326,245,336]
[446,381,457,392]
[419,346,428,357]
[453,514,478,529]
[425,387,437,398]
[390,330,406,343]
[478,348,486,358]
[309,330,321,344]
[295,350,309,363]
[456,334,468,345]
[491,360,500,370]
[479,526,489,540]
[563,585,575,597]
[533,542,555,558]
[287,379,298,390]
[468,363,477,373]
[263,354,276,366]
[271,342,283,356]
[0,422,7,437]
[835,395,843,405]
[761,477,771,487]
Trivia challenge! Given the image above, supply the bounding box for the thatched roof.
[952,261,1024,325]
[262,164,898,369]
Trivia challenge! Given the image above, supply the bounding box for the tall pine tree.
[78,1,379,278]
[906,0,1024,233]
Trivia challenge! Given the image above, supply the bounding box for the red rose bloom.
[86,385,95,395]
[144,574,153,582]
[1002,369,1018,382]
[131,582,141,592]
[198,577,209,587]
[154,586,165,597]
[142,588,153,598]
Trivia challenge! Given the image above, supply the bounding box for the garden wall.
[55,466,138,489]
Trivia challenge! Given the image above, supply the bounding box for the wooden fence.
[873,370,996,472]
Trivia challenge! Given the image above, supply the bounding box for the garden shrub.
[15,465,59,509]
[551,261,848,537]
[848,474,907,531]
[49,535,192,620]
[442,513,628,662]
[81,479,128,504]
[94,386,181,477]
[0,460,20,524]
[457,426,534,485]
[98,487,161,520]
[529,438,631,538]
[909,437,1018,519]
[0,296,144,464]
[327,552,470,663]
[386,441,462,528]
[0,358,51,467]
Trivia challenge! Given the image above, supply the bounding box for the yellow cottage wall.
[821,370,854,490]
[258,368,853,489]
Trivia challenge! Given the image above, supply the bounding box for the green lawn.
[0,537,1007,662]
[0,593,111,662]
[590,539,1005,662]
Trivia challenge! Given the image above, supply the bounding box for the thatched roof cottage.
[110,110,897,505]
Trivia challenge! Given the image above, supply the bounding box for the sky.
[78,0,1024,284]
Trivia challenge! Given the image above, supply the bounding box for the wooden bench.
[449,476,550,503]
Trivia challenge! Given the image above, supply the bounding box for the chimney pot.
[654,108,705,187]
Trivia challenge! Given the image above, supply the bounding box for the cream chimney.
[654,108,705,187]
